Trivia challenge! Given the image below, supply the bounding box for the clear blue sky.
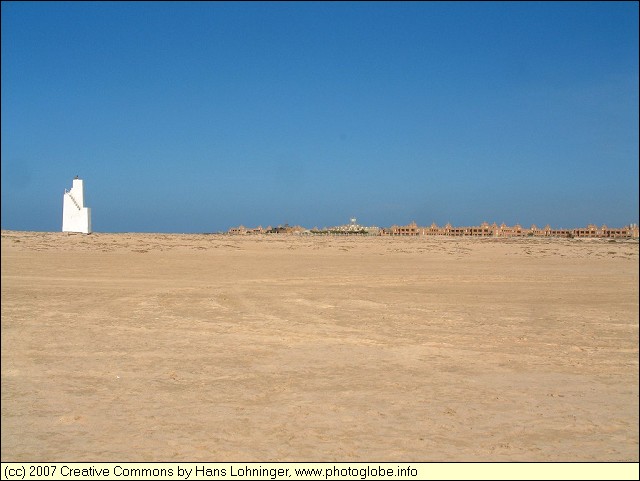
[2,1,638,233]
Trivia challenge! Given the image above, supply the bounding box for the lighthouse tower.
[62,176,92,234]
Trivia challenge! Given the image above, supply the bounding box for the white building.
[62,176,92,234]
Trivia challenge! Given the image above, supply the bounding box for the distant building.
[228,225,247,235]
[313,218,380,235]
[387,221,419,236]
[62,176,91,234]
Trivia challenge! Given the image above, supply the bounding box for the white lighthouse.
[62,176,92,234]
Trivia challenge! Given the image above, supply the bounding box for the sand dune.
[1,231,638,461]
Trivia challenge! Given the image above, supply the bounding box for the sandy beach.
[1,231,638,462]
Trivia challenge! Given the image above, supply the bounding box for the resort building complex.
[384,221,639,238]
[228,219,639,239]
